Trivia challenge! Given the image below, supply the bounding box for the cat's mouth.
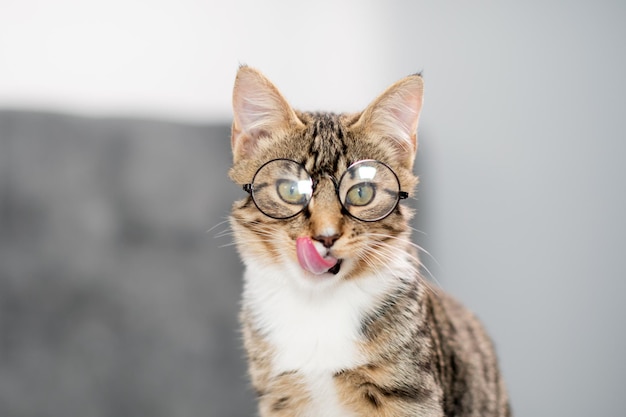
[327,259,343,275]
[296,237,342,276]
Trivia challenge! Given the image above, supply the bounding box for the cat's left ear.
[354,74,424,169]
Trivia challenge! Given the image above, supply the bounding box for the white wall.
[0,0,390,120]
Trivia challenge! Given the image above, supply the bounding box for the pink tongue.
[296,237,338,275]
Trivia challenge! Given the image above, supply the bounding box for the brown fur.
[335,282,511,416]
[229,66,511,416]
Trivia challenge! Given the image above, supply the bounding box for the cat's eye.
[243,159,313,219]
[243,159,407,222]
[338,160,407,222]
[345,183,376,207]
[276,179,310,205]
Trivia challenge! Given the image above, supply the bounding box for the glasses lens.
[338,160,401,221]
[250,159,312,219]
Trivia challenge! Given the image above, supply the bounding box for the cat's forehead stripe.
[305,112,347,175]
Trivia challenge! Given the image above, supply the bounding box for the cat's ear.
[354,74,424,168]
[231,66,301,162]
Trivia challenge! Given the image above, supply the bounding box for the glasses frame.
[242,158,409,222]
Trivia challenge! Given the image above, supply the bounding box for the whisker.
[367,233,440,275]
[363,234,441,288]
[356,243,417,280]
[408,225,428,236]
[214,228,235,238]
[207,218,231,234]
[218,241,239,249]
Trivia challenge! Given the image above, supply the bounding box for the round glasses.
[242,159,408,222]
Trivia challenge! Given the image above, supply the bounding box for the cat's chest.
[243,266,391,373]
[261,290,362,373]
[242,265,403,417]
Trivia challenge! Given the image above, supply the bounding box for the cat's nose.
[313,234,340,248]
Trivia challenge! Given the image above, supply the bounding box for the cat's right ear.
[231,66,301,162]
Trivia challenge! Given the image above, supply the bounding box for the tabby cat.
[228,66,511,417]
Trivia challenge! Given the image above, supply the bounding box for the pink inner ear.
[348,77,423,170]
[296,237,337,275]
[239,134,261,157]
[231,69,299,161]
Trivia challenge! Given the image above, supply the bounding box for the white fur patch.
[244,266,371,372]
[242,253,415,416]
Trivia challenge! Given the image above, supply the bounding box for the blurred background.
[1,1,625,416]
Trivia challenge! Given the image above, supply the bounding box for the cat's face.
[229,67,423,285]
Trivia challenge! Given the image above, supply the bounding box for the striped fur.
[229,66,511,416]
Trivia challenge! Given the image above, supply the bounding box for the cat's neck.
[241,252,416,374]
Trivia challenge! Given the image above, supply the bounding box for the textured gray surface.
[0,111,254,417]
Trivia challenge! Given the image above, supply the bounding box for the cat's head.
[229,66,423,286]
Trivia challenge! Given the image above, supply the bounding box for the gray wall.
[0,112,254,416]
[388,2,626,416]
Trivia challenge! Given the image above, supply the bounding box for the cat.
[228,65,511,417]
